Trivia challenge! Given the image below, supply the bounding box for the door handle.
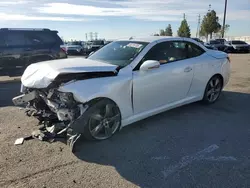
[24,48,32,51]
[184,67,192,72]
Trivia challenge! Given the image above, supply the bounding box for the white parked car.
[13,37,230,147]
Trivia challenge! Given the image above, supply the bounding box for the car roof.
[117,36,183,43]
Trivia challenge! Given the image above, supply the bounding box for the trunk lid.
[21,58,118,88]
[206,49,228,59]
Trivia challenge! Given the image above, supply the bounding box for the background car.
[0,28,66,76]
[207,40,234,53]
[85,40,105,54]
[191,38,217,50]
[228,40,250,53]
[215,38,227,44]
[64,41,84,55]
[13,37,230,147]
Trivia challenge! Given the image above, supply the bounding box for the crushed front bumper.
[12,88,88,151]
[12,91,37,106]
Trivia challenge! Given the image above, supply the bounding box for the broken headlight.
[57,92,76,107]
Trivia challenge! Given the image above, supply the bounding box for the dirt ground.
[0,53,249,188]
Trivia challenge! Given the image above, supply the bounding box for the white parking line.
[203,156,237,162]
[162,144,238,178]
[162,144,219,178]
[151,156,170,160]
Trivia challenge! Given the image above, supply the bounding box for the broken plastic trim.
[48,71,118,88]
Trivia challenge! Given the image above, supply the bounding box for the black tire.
[72,99,121,141]
[202,75,223,104]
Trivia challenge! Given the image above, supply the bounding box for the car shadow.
[72,91,250,187]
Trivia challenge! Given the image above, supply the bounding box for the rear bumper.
[67,50,83,55]
[234,48,249,52]
[221,60,230,88]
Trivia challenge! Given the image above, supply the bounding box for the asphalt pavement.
[0,54,249,188]
[0,82,20,107]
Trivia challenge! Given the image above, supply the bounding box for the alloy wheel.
[88,103,120,140]
[206,77,222,103]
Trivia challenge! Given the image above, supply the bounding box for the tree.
[165,24,173,36]
[199,10,221,40]
[159,29,165,36]
[177,15,191,38]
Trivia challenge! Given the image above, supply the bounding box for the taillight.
[61,47,67,53]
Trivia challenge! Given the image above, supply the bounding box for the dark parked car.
[228,40,250,53]
[207,40,234,53]
[215,38,227,44]
[191,38,217,50]
[0,28,67,76]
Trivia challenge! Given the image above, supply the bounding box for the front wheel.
[202,76,223,104]
[75,99,121,141]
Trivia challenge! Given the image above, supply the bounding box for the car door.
[25,31,54,64]
[132,40,195,115]
[2,31,32,75]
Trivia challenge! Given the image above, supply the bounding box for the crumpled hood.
[21,58,118,88]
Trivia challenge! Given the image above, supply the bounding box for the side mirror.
[140,60,160,71]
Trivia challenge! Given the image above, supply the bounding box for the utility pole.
[89,32,93,41]
[94,32,98,40]
[222,0,228,38]
[196,14,201,38]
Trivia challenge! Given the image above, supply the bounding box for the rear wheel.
[202,76,223,104]
[78,99,121,141]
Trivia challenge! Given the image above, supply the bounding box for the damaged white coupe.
[13,37,230,150]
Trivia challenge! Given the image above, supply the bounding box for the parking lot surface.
[0,54,249,188]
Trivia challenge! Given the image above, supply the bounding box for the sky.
[0,0,249,40]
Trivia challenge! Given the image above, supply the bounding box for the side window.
[135,41,205,71]
[5,32,28,46]
[187,42,205,58]
[26,32,56,46]
[143,41,188,64]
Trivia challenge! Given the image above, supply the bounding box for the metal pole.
[196,14,201,38]
[222,0,228,38]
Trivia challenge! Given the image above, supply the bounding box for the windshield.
[215,39,226,44]
[209,40,220,44]
[88,41,148,67]
[232,41,247,44]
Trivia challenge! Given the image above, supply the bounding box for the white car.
[13,37,230,147]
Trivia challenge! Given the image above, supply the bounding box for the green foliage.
[177,19,191,38]
[200,10,221,39]
[165,24,173,36]
[159,29,165,36]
